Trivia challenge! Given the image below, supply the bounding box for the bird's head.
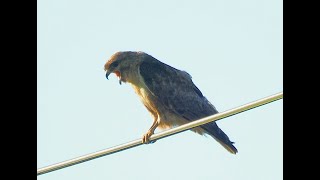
[104,51,144,84]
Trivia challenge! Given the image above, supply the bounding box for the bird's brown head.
[104,51,144,84]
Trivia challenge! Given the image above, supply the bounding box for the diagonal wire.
[37,92,283,176]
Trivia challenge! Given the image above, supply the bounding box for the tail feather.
[201,122,238,154]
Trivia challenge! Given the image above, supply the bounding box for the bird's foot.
[142,130,156,144]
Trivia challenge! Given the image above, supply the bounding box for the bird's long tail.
[201,122,238,154]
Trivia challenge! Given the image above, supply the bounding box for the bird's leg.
[142,120,159,144]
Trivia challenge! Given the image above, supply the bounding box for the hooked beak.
[105,70,122,85]
[105,70,111,80]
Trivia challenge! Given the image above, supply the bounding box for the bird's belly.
[140,90,206,135]
[131,84,206,135]
[159,111,206,135]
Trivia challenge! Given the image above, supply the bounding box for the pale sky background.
[37,0,283,180]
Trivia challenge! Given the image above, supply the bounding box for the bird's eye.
[112,61,119,68]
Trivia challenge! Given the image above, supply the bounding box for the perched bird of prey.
[104,51,237,154]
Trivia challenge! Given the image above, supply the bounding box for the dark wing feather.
[139,55,238,154]
[139,55,218,121]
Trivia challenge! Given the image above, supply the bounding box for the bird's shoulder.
[139,54,190,85]
[139,55,205,99]
[138,55,217,120]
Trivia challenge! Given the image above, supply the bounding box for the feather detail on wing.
[139,54,237,154]
[139,55,218,121]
